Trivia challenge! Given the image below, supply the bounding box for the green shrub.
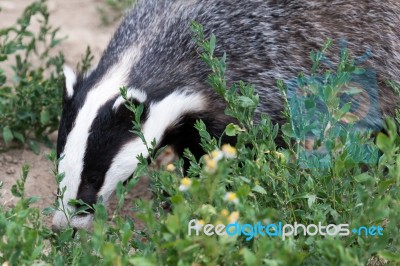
[0,1,94,153]
[124,22,400,265]
[0,0,65,153]
[0,19,399,266]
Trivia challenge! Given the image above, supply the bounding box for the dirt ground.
[0,0,165,229]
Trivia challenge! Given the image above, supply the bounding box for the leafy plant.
[121,22,400,265]
[0,0,65,153]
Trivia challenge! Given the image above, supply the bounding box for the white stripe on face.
[57,69,127,216]
[98,91,206,203]
[54,53,142,228]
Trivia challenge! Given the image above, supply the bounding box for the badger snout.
[51,210,94,232]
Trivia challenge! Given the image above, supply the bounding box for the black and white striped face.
[51,65,206,231]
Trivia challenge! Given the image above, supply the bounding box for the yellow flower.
[224,192,239,205]
[166,163,176,172]
[204,155,218,173]
[228,211,239,223]
[179,177,192,191]
[222,144,237,158]
[220,209,230,217]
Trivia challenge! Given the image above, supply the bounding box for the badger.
[52,0,400,231]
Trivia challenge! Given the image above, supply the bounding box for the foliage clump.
[0,1,65,153]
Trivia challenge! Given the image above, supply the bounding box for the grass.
[1,2,400,266]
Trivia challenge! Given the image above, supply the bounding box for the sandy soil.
[0,0,165,229]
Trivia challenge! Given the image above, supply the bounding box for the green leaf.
[242,248,257,266]
[281,123,295,138]
[94,203,108,221]
[101,242,117,259]
[27,196,39,204]
[13,131,25,143]
[378,178,395,193]
[165,214,180,234]
[40,108,50,125]
[11,184,22,197]
[239,176,251,184]
[307,194,317,209]
[378,251,400,262]
[225,123,244,137]
[199,204,217,216]
[252,185,267,195]
[354,173,374,183]
[237,96,256,107]
[28,139,40,154]
[209,33,216,54]
[376,133,392,153]
[59,228,74,243]
[2,126,14,144]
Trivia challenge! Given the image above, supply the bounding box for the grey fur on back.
[92,0,400,125]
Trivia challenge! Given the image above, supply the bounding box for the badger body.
[52,0,400,230]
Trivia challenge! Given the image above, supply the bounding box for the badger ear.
[112,89,147,111]
[63,65,77,99]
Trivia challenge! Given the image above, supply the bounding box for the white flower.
[221,144,237,159]
[211,150,224,162]
[204,155,218,174]
[224,192,239,205]
[166,163,176,171]
[179,177,192,191]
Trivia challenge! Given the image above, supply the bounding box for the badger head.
[51,65,206,231]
